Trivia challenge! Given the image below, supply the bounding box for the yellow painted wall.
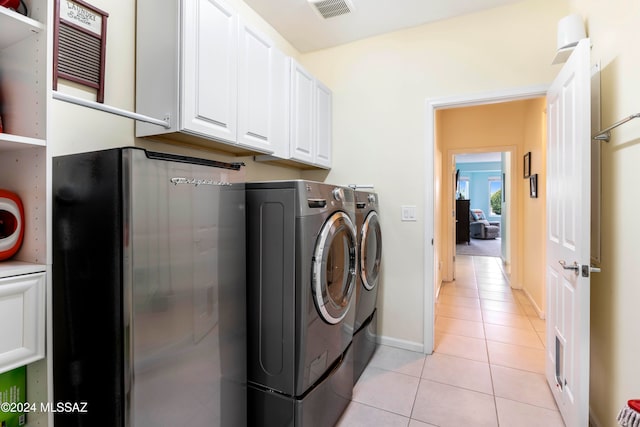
[300,0,570,345]
[521,97,547,313]
[568,0,640,425]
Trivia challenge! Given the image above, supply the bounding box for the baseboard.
[377,335,424,354]
[522,287,546,319]
[589,406,604,427]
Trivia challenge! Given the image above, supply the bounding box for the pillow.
[471,209,485,220]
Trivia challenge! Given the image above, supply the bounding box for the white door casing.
[545,38,591,427]
[424,85,547,355]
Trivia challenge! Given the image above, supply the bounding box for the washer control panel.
[332,187,344,202]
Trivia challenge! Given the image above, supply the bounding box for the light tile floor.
[336,255,565,427]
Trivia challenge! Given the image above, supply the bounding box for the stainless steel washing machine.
[246,180,357,426]
[353,190,382,383]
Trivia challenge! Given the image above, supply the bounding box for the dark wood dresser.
[456,199,470,244]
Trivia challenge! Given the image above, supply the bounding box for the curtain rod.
[52,91,171,129]
[593,113,640,142]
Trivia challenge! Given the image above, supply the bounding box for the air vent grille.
[309,0,355,19]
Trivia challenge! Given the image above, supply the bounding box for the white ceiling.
[244,0,526,52]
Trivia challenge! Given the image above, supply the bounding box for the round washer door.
[360,211,382,291]
[312,211,357,324]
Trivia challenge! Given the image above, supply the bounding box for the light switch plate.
[401,205,417,221]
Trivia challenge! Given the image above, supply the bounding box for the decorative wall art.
[524,151,531,178]
[530,173,538,198]
[54,0,109,102]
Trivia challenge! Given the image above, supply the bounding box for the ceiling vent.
[308,0,355,19]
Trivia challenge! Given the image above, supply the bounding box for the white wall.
[49,0,137,156]
[568,0,640,425]
[300,0,570,347]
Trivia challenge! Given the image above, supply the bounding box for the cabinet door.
[182,0,238,142]
[270,52,290,159]
[237,22,286,154]
[315,81,332,168]
[0,272,45,374]
[289,60,315,164]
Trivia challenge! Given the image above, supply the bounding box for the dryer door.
[360,211,382,291]
[312,211,357,324]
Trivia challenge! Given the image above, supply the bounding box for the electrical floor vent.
[308,0,355,19]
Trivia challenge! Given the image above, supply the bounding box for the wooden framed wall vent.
[54,0,108,103]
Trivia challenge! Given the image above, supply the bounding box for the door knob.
[581,264,601,277]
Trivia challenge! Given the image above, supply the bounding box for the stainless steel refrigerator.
[52,147,246,427]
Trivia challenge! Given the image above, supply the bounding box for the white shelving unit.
[0,6,45,48]
[0,1,51,426]
[0,260,46,278]
[0,134,46,150]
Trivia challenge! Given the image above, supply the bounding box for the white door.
[546,37,591,427]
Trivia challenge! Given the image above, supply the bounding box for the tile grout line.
[407,355,428,426]
[439,255,563,425]
[474,256,502,427]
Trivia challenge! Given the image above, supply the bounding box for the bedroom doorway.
[454,151,508,261]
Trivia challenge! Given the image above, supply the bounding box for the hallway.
[337,255,565,426]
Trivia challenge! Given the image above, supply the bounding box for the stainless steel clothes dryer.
[353,190,382,383]
[246,180,357,427]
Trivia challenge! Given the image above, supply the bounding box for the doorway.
[454,151,508,262]
[423,86,547,354]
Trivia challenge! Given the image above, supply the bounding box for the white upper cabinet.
[136,0,331,167]
[182,0,238,143]
[237,20,289,154]
[289,59,332,168]
[290,60,315,165]
[136,0,290,155]
[315,80,332,168]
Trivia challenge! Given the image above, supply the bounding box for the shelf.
[0,133,46,151]
[0,260,46,279]
[0,6,45,49]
